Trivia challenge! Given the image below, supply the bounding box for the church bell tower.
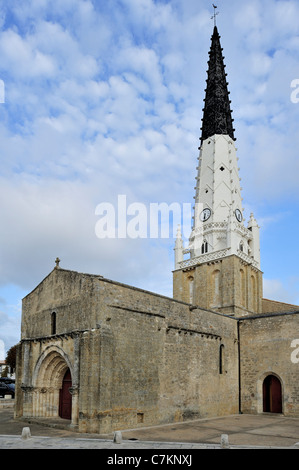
[173,25,263,317]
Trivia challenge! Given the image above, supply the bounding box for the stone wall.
[239,312,299,416]
[173,255,263,317]
[262,299,299,314]
[76,273,240,432]
[21,269,104,339]
[16,268,240,434]
[15,266,299,433]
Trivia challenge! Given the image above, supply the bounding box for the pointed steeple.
[178,24,260,271]
[173,22,263,317]
[200,26,235,142]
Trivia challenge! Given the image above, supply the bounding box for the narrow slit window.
[219,344,224,374]
[51,312,56,335]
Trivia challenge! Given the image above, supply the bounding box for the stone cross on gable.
[55,257,61,269]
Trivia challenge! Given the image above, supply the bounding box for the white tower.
[173,26,262,316]
[175,26,260,272]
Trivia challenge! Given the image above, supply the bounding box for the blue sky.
[1,0,299,358]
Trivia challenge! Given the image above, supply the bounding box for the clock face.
[200,208,211,222]
[235,209,243,222]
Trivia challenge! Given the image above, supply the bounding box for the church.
[14,25,299,435]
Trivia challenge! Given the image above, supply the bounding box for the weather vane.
[211,4,219,27]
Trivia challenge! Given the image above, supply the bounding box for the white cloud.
[0,29,56,78]
[32,20,99,79]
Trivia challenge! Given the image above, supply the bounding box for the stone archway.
[263,374,282,413]
[257,372,284,414]
[32,346,73,420]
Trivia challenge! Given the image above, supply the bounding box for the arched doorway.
[32,346,73,420]
[59,368,72,420]
[263,375,282,413]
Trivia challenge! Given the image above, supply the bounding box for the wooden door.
[59,369,72,420]
[271,376,282,413]
[263,375,282,413]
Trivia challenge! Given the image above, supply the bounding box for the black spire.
[200,26,235,142]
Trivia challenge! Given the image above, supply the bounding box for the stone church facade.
[15,26,299,434]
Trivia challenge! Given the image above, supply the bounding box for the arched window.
[201,240,208,254]
[51,312,56,335]
[239,241,244,252]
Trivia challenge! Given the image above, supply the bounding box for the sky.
[1,0,299,359]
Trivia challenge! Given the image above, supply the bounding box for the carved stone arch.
[31,345,73,419]
[33,345,73,388]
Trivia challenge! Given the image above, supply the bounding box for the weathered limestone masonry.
[173,255,263,317]
[15,267,239,434]
[262,298,299,314]
[239,311,299,416]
